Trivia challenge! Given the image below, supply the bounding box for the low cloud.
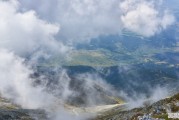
[0,49,55,109]
[19,0,175,41]
[0,0,177,120]
[0,0,68,57]
[122,85,170,109]
[20,0,122,42]
[0,49,117,119]
[0,49,94,120]
[120,0,175,37]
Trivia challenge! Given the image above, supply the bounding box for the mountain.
[1,93,179,120]
[0,97,47,120]
[92,93,179,120]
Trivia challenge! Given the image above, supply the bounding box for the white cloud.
[0,0,176,119]
[0,49,55,109]
[120,0,175,37]
[0,0,68,56]
[20,0,122,42]
[126,85,170,109]
[0,49,93,120]
[19,0,175,40]
[0,49,115,120]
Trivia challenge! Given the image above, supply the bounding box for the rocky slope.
[0,93,179,120]
[0,97,47,120]
[92,93,179,120]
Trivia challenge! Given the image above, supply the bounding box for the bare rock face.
[92,93,179,120]
[0,109,47,120]
[0,97,47,120]
[0,93,179,120]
